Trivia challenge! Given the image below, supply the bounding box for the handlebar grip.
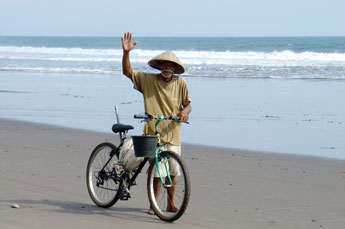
[134,113,152,120]
[134,114,146,119]
[178,119,189,124]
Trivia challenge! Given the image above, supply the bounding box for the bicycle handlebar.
[134,113,189,124]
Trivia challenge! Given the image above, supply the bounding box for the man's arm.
[122,51,133,79]
[121,32,138,80]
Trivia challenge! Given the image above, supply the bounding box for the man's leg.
[166,144,181,212]
[148,177,161,215]
[166,175,179,212]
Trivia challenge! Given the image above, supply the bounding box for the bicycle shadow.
[2,199,165,224]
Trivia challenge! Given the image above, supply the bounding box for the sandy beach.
[1,118,345,228]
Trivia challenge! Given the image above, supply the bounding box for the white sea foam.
[0,56,119,62]
[1,46,344,66]
[1,45,345,79]
[0,66,117,75]
[0,46,119,56]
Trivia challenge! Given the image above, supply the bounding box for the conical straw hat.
[148,50,185,74]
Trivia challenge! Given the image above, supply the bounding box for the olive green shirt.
[132,71,191,145]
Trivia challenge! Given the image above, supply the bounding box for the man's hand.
[178,111,189,122]
[121,32,137,79]
[178,112,189,122]
[121,32,138,52]
[178,103,191,122]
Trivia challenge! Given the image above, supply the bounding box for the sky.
[0,0,344,37]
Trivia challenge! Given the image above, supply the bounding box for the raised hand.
[121,32,138,52]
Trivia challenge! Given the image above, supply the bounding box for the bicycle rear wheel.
[147,151,191,222]
[86,142,123,208]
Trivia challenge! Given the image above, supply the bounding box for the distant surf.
[1,36,345,79]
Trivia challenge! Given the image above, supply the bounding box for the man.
[121,32,191,215]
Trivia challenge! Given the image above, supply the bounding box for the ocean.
[1,36,345,159]
[1,36,345,79]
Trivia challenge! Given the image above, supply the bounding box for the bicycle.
[86,112,191,222]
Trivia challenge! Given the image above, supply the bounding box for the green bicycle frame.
[154,116,173,187]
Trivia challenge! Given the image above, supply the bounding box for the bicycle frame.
[103,114,179,190]
[121,115,174,188]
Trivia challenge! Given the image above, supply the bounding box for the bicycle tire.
[86,142,123,208]
[147,151,191,222]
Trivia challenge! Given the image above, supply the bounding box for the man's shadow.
[2,199,163,223]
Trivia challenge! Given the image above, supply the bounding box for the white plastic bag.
[119,138,144,171]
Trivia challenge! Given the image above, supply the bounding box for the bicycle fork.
[155,148,173,188]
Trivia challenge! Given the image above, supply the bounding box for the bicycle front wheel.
[86,142,123,208]
[147,151,191,222]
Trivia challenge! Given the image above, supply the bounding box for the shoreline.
[2,117,344,162]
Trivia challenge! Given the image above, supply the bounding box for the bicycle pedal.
[119,192,131,201]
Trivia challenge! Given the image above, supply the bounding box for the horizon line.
[1,35,345,38]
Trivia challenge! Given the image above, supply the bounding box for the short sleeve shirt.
[132,71,191,145]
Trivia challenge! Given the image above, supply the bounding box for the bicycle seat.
[112,123,134,133]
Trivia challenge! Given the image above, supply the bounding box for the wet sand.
[2,71,345,159]
[1,118,345,228]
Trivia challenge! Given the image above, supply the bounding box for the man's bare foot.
[166,205,179,212]
[148,208,155,215]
